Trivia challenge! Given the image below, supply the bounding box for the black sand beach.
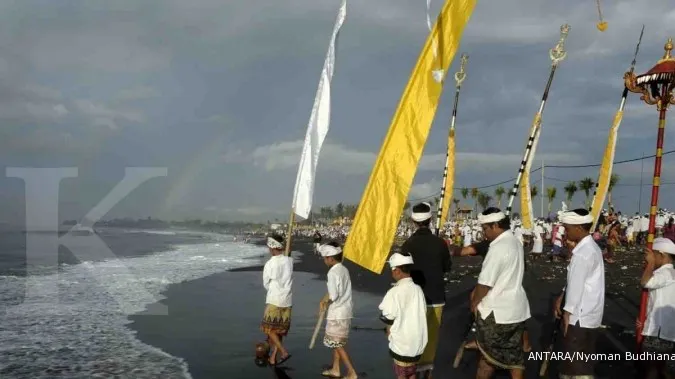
[129,238,646,378]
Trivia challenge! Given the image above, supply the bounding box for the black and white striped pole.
[435,53,468,236]
[505,24,569,217]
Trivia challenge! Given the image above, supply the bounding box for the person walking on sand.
[637,238,675,379]
[471,207,530,379]
[379,253,428,379]
[401,202,451,379]
[318,241,358,379]
[260,234,293,366]
[553,209,604,379]
[314,230,323,256]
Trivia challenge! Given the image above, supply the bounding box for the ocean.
[0,228,268,379]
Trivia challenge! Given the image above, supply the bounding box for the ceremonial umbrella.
[626,37,675,349]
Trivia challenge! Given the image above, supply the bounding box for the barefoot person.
[318,242,358,379]
[402,202,452,378]
[553,209,605,379]
[379,253,428,379]
[637,238,675,379]
[471,208,530,379]
[260,234,293,366]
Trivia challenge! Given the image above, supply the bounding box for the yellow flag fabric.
[519,114,542,230]
[343,0,476,274]
[590,110,623,230]
[440,127,456,224]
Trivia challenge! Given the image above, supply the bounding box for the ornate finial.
[454,53,468,87]
[595,0,607,31]
[662,38,673,61]
[550,24,570,65]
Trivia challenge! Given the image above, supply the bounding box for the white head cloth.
[477,211,506,224]
[388,253,414,270]
[411,202,432,222]
[653,237,675,255]
[267,237,283,250]
[318,244,342,257]
[559,211,593,225]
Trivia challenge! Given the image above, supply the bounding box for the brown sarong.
[475,311,525,370]
[560,322,598,377]
[260,304,292,336]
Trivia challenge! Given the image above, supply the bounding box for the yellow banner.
[590,110,623,230]
[343,0,476,274]
[440,127,455,224]
[519,114,541,230]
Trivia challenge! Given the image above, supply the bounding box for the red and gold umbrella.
[626,37,675,350]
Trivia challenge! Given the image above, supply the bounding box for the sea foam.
[0,232,264,378]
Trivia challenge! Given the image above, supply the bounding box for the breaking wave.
[0,234,264,378]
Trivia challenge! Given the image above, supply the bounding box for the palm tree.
[494,186,506,208]
[546,187,557,212]
[461,187,469,201]
[579,177,595,208]
[564,181,577,205]
[470,188,479,216]
[335,202,345,218]
[344,204,358,219]
[477,192,492,211]
[608,174,620,210]
[530,185,539,199]
[452,198,460,216]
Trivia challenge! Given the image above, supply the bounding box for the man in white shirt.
[471,207,530,379]
[260,234,293,366]
[379,253,428,379]
[318,242,358,379]
[532,222,544,255]
[553,209,605,378]
[637,238,675,379]
[463,224,473,247]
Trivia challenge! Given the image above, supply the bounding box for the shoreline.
[128,236,645,378]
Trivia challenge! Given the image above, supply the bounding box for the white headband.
[318,244,342,257]
[560,211,593,225]
[411,202,432,222]
[653,237,675,255]
[267,237,283,250]
[478,211,505,224]
[388,253,414,269]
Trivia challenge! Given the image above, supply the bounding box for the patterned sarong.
[323,319,350,348]
[475,311,525,370]
[260,304,292,336]
[392,359,417,377]
[643,336,675,373]
[417,305,443,372]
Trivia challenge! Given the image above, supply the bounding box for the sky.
[1,0,675,224]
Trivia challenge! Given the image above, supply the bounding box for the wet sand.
[129,238,645,378]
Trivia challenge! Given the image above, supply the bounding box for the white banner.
[291,0,347,219]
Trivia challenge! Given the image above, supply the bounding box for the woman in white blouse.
[638,237,675,379]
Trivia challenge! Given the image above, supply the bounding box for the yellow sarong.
[418,305,444,370]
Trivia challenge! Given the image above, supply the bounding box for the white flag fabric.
[291,0,347,219]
